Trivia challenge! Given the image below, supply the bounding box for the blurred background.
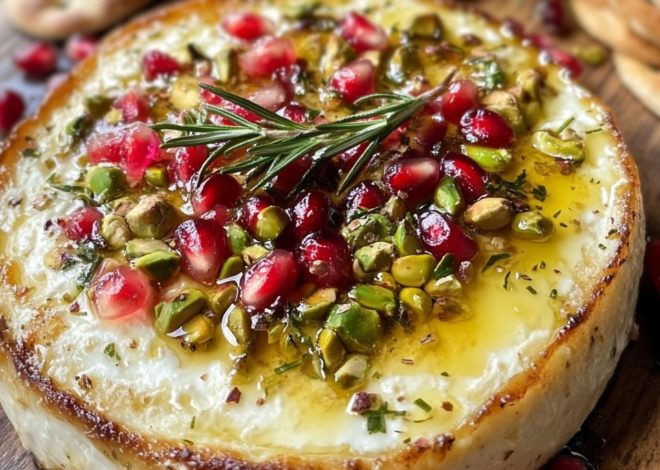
[0,1,659,469]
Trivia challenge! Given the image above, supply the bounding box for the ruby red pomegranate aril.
[92,266,154,322]
[441,152,488,203]
[65,35,98,62]
[0,90,25,135]
[384,158,440,207]
[535,0,567,36]
[459,108,514,149]
[544,454,589,470]
[169,145,209,185]
[413,113,447,153]
[336,142,368,172]
[201,204,231,227]
[501,18,525,37]
[191,174,243,216]
[297,232,352,288]
[418,210,479,263]
[346,180,388,212]
[646,239,660,292]
[241,193,285,235]
[221,12,274,41]
[114,87,150,123]
[338,12,389,53]
[175,218,228,285]
[241,249,299,310]
[271,155,313,194]
[65,206,103,242]
[428,80,478,125]
[13,41,58,76]
[120,122,162,181]
[282,103,309,124]
[291,190,333,240]
[239,37,297,77]
[330,59,376,104]
[547,48,583,78]
[142,50,182,81]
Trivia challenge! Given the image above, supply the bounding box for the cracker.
[614,53,660,118]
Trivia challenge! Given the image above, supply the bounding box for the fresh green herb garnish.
[364,402,406,434]
[441,371,450,377]
[598,243,606,250]
[274,357,305,375]
[504,271,512,290]
[103,343,121,361]
[413,398,432,413]
[190,416,196,429]
[585,128,602,134]
[556,116,574,134]
[553,210,562,219]
[482,253,511,273]
[433,253,455,279]
[20,148,40,158]
[532,185,547,202]
[403,437,412,444]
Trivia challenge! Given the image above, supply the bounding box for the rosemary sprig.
[153,68,456,197]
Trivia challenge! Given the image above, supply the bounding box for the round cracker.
[609,0,660,48]
[571,0,660,67]
[614,53,660,118]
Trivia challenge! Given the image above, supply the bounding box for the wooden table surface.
[1,0,660,468]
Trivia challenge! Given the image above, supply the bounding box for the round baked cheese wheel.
[0,1,645,469]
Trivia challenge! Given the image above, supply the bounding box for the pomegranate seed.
[241,249,299,310]
[239,37,297,76]
[381,122,411,151]
[210,84,288,126]
[0,90,25,135]
[169,146,209,185]
[88,131,123,165]
[441,152,488,203]
[92,266,154,322]
[191,174,243,216]
[201,204,231,227]
[175,218,228,285]
[384,158,441,207]
[337,142,369,172]
[535,0,567,36]
[428,80,478,125]
[527,33,554,50]
[113,87,149,123]
[221,12,274,41]
[646,240,660,292]
[282,103,309,124]
[121,123,161,181]
[418,211,478,263]
[544,454,589,470]
[330,59,376,104]
[142,50,182,81]
[65,35,98,62]
[13,41,58,76]
[459,108,514,149]
[413,113,447,153]
[346,181,388,212]
[501,18,525,37]
[65,206,103,242]
[240,193,290,241]
[339,12,389,53]
[291,190,333,240]
[271,155,313,194]
[297,232,352,288]
[547,48,583,78]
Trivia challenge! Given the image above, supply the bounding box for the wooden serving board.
[1,0,659,468]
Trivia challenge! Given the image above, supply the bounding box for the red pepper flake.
[350,392,381,414]
[256,398,264,406]
[69,302,80,313]
[401,358,414,365]
[8,198,22,207]
[420,334,436,345]
[397,395,405,402]
[441,401,454,412]
[15,286,32,299]
[200,374,209,381]
[75,374,93,390]
[226,386,241,404]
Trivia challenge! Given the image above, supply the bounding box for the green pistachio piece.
[464,145,513,173]
[342,214,393,250]
[424,274,462,298]
[434,176,465,217]
[227,223,250,255]
[267,322,285,344]
[349,284,397,317]
[66,115,93,140]
[365,272,398,290]
[144,166,169,188]
[355,242,394,272]
[125,238,172,259]
[254,206,289,242]
[182,314,215,347]
[394,221,421,256]
[87,166,125,200]
[210,284,238,318]
[109,195,138,217]
[279,331,299,359]
[242,245,269,265]
[511,212,556,242]
[223,306,253,348]
[409,13,443,39]
[326,302,384,355]
[318,328,346,371]
[215,48,237,84]
[298,288,337,322]
[126,196,177,239]
[464,197,513,231]
[321,35,355,80]
[100,215,132,251]
[170,75,202,111]
[219,255,244,280]
[83,95,114,119]
[399,287,432,319]
[155,289,208,334]
[386,45,420,85]
[135,251,180,280]
[333,355,370,391]
[385,196,407,222]
[391,254,435,287]
[532,130,585,162]
[481,91,526,136]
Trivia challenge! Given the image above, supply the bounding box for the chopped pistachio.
[434,176,465,217]
[298,288,337,322]
[170,75,202,111]
[365,271,398,290]
[394,221,421,256]
[464,145,513,173]
[464,197,513,230]
[279,331,299,359]
[511,212,556,242]
[155,289,208,334]
[532,130,585,162]
[342,214,393,249]
[242,245,269,265]
[109,195,138,217]
[424,274,462,298]
[210,284,238,318]
[254,206,289,242]
[135,251,180,280]
[219,255,244,279]
[391,254,435,287]
[326,303,384,355]
[355,242,395,272]
[126,196,177,239]
[86,166,125,201]
[223,306,252,348]
[318,328,346,371]
[214,47,237,84]
[227,223,250,255]
[481,91,526,136]
[100,215,133,250]
[409,13,443,39]
[349,284,397,317]
[386,45,420,85]
[334,355,370,391]
[182,314,215,347]
[125,238,172,259]
[399,287,432,318]
[385,196,407,222]
[144,166,169,187]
